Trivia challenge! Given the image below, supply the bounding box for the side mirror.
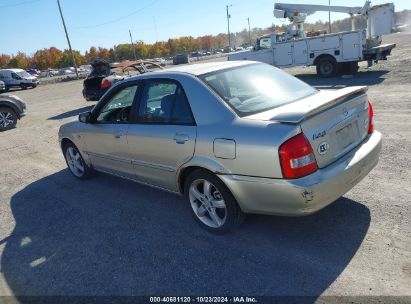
[79,111,92,123]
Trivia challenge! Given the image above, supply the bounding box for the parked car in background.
[173,54,189,65]
[78,65,92,74]
[0,80,5,93]
[0,69,38,90]
[39,70,59,78]
[0,94,27,131]
[26,68,40,76]
[82,59,162,101]
[59,61,381,233]
[82,59,122,101]
[59,68,75,76]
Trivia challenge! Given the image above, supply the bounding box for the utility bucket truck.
[228,1,396,77]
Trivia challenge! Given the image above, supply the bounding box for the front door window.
[96,85,138,123]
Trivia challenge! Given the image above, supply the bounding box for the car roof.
[159,60,255,76]
[0,68,24,72]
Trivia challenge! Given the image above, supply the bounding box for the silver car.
[59,61,382,233]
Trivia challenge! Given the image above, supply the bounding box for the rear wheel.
[0,107,17,131]
[316,57,337,77]
[63,142,93,179]
[184,169,245,234]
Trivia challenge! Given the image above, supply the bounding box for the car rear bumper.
[82,88,103,101]
[219,131,382,216]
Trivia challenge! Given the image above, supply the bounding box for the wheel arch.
[176,157,230,194]
[60,137,75,152]
[313,53,336,66]
[0,101,20,118]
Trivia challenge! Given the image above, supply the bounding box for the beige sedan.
[59,61,381,233]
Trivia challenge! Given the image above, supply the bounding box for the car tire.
[63,142,94,179]
[20,84,27,90]
[31,84,37,89]
[316,57,337,78]
[0,107,18,131]
[184,169,245,234]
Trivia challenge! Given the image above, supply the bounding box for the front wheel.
[184,170,245,234]
[63,142,94,179]
[316,57,337,77]
[0,107,17,131]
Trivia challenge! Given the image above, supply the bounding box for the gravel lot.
[0,32,410,302]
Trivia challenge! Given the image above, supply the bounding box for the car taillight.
[368,100,374,134]
[279,133,318,179]
[101,79,111,89]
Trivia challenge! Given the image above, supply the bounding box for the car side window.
[137,80,194,124]
[11,73,20,80]
[96,85,138,123]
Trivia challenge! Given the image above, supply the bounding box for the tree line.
[2,10,408,70]
[0,27,274,70]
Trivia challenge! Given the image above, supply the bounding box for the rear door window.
[136,80,195,125]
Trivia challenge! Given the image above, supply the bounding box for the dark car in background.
[0,80,5,93]
[173,54,189,65]
[0,94,27,131]
[26,68,40,76]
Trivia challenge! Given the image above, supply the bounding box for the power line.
[0,0,41,9]
[75,0,159,29]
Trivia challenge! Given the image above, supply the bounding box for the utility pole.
[247,17,252,47]
[226,5,232,49]
[129,29,137,61]
[56,0,78,79]
[328,0,332,33]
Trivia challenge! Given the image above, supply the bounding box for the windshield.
[201,63,316,116]
[17,71,32,78]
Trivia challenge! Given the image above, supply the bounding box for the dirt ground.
[0,32,410,301]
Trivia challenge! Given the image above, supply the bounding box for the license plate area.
[337,123,355,149]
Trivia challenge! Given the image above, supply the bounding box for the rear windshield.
[201,63,316,116]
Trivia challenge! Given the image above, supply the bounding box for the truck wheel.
[316,57,337,77]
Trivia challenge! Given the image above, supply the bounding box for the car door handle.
[114,131,124,139]
[173,133,189,144]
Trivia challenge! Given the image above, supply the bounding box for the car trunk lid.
[246,86,370,168]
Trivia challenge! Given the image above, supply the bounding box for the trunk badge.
[318,142,329,155]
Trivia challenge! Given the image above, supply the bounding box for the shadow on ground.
[1,170,370,299]
[296,70,389,88]
[48,106,94,120]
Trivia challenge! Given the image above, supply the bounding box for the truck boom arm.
[274,1,371,18]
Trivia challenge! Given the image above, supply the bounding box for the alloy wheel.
[65,146,85,177]
[189,179,227,228]
[0,111,15,129]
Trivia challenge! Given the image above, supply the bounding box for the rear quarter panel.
[193,119,300,178]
